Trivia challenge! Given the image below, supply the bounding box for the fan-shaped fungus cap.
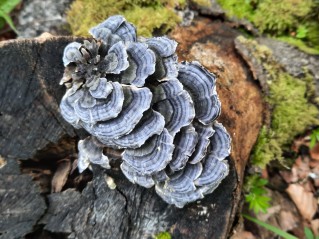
[59,15,231,208]
[123,129,174,175]
[89,15,137,44]
[178,61,221,125]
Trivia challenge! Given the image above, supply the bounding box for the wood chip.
[105,175,116,190]
[51,159,71,193]
[0,155,6,169]
[231,231,256,239]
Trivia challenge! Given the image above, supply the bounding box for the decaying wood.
[0,159,46,238]
[0,17,263,239]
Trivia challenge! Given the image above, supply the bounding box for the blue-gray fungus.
[59,15,231,208]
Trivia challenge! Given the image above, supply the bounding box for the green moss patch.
[66,0,184,37]
[217,0,319,55]
[236,37,319,168]
[216,0,254,20]
[122,5,180,37]
[191,0,213,8]
[253,72,319,167]
[276,37,319,55]
[252,0,313,35]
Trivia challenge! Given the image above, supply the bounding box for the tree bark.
[0,17,263,239]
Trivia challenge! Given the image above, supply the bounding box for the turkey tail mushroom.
[59,15,231,208]
[178,61,221,124]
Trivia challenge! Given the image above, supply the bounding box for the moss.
[306,21,319,48]
[191,0,213,8]
[154,232,172,239]
[126,0,186,9]
[123,5,180,37]
[252,69,319,168]
[218,0,313,34]
[252,0,313,34]
[252,127,283,168]
[276,37,319,55]
[275,20,319,55]
[236,37,319,167]
[66,0,126,37]
[217,0,319,55]
[66,0,184,37]
[217,0,254,20]
[268,71,318,139]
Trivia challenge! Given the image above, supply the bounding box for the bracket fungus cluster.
[60,15,231,208]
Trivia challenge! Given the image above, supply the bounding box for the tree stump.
[0,17,263,239]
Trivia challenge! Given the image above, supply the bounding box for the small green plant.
[244,175,271,214]
[0,0,20,34]
[154,231,172,239]
[310,128,319,148]
[296,25,308,39]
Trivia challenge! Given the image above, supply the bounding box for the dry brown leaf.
[309,159,319,169]
[310,144,319,161]
[292,136,308,153]
[286,184,317,221]
[311,219,319,236]
[304,180,315,193]
[280,157,310,183]
[312,178,319,188]
[257,205,281,222]
[231,231,256,239]
[295,157,311,180]
[71,159,78,174]
[310,165,319,187]
[280,168,298,184]
[51,159,71,193]
[278,211,298,231]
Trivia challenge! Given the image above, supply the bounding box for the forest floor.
[237,134,319,239]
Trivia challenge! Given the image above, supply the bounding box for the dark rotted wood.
[0,159,46,239]
[0,35,76,159]
[0,18,263,239]
[38,161,236,239]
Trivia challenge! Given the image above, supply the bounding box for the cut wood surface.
[0,17,263,239]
